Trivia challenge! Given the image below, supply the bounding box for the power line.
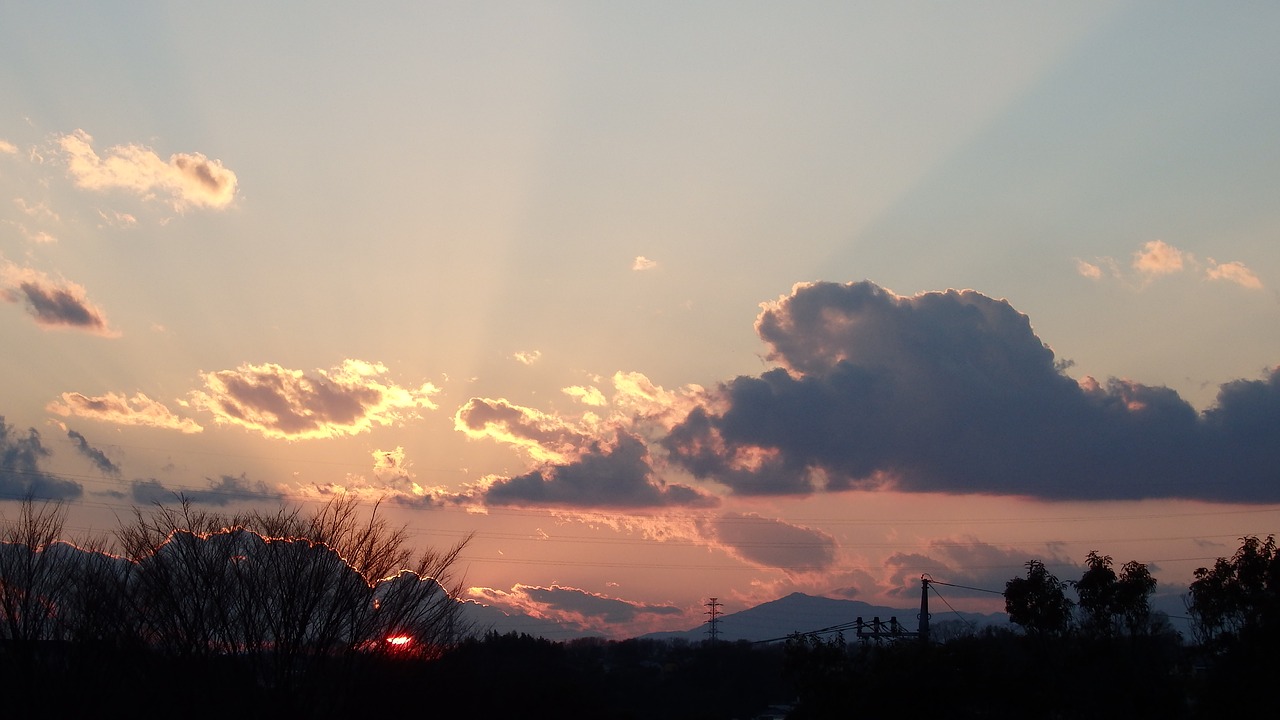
[927,580,1005,595]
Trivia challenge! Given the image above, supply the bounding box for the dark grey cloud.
[0,265,116,336]
[519,585,684,625]
[66,428,120,477]
[481,431,717,509]
[130,473,282,506]
[18,282,100,327]
[0,415,83,501]
[697,513,837,572]
[663,280,1280,502]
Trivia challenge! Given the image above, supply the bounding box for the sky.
[2,1,1279,639]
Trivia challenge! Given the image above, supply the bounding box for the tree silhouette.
[1187,534,1280,647]
[1004,560,1073,637]
[1074,551,1157,638]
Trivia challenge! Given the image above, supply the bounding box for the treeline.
[784,538,1280,719]
[0,495,471,717]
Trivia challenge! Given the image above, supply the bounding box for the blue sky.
[2,1,1279,637]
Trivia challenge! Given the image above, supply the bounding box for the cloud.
[1075,259,1103,280]
[13,198,59,221]
[662,280,1280,502]
[632,256,658,271]
[1206,259,1263,290]
[512,350,541,365]
[562,385,607,407]
[66,428,120,477]
[454,397,594,464]
[1086,240,1263,289]
[373,446,408,475]
[48,391,203,433]
[476,431,715,509]
[288,446,454,509]
[1133,239,1185,276]
[470,584,683,636]
[0,139,16,154]
[883,537,1073,601]
[451,373,720,510]
[130,473,283,506]
[0,416,82,501]
[96,209,138,229]
[0,263,117,336]
[696,512,837,573]
[189,360,437,440]
[609,371,708,432]
[58,130,238,210]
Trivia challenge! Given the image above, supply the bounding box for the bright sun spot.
[386,635,412,646]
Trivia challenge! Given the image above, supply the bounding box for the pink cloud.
[454,397,594,463]
[59,129,238,210]
[48,391,203,433]
[1132,240,1185,276]
[190,359,437,440]
[1206,259,1263,289]
[1075,259,1103,279]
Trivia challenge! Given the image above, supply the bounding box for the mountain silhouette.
[641,592,1006,643]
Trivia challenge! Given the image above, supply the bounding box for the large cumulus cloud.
[663,281,1280,502]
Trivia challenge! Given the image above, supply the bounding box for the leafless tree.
[0,496,72,646]
[114,493,474,705]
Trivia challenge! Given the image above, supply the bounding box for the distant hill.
[457,591,1009,643]
[641,592,1007,643]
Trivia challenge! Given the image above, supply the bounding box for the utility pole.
[918,575,931,645]
[705,597,723,643]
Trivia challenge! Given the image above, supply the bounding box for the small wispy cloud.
[632,256,658,271]
[512,350,542,365]
[13,198,59,221]
[0,139,16,154]
[1079,240,1263,290]
[97,209,137,228]
[1075,259,1103,280]
[65,428,121,476]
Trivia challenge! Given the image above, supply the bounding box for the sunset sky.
[3,1,1279,639]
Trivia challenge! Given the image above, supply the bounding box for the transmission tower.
[705,597,723,643]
